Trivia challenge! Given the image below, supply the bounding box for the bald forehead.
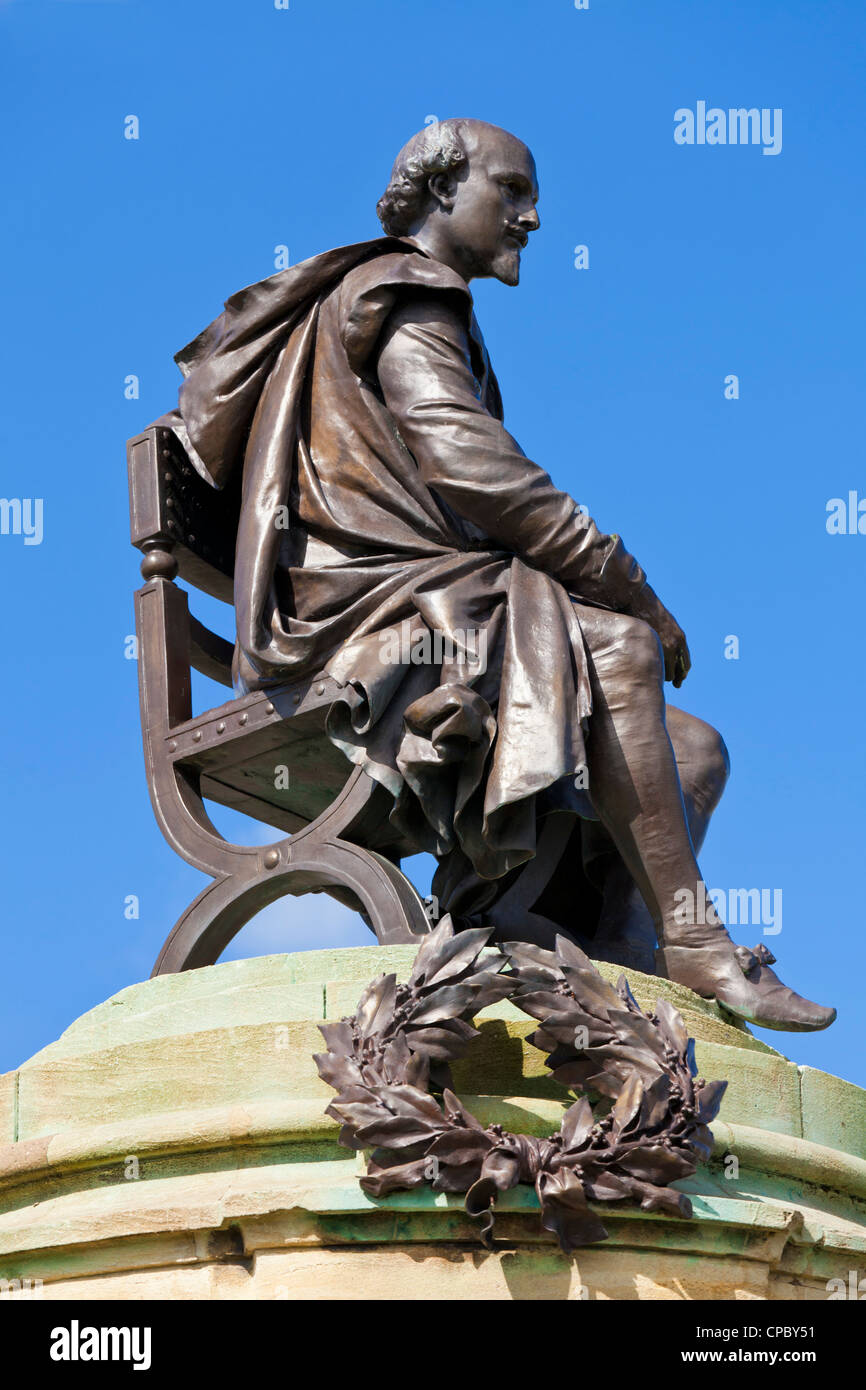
[461,122,538,195]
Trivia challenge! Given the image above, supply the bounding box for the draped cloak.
[160,236,649,914]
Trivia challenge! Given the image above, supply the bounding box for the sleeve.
[374,294,648,610]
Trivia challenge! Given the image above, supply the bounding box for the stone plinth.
[1,947,864,1300]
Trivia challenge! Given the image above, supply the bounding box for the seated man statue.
[157,117,833,1033]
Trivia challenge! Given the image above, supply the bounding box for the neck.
[406,222,474,284]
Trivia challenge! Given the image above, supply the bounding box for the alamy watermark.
[674,880,782,935]
[377,618,487,676]
[0,1277,43,1300]
[50,1322,152,1370]
[826,1270,866,1299]
[674,103,782,157]
[0,497,43,546]
[826,491,866,535]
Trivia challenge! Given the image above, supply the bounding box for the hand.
[629,585,691,688]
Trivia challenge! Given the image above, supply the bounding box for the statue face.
[441,126,540,285]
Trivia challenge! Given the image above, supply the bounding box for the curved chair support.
[152,839,431,975]
[135,574,432,975]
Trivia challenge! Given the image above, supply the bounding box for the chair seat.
[168,674,412,852]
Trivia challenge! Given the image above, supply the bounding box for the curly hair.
[376,119,469,237]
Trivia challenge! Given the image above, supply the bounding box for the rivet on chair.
[239,713,248,725]
[168,740,177,753]
[193,730,202,742]
[293,694,301,705]
[263,849,279,870]
[265,702,275,714]
[315,682,325,695]
[216,721,225,734]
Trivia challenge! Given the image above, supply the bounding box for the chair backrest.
[127,424,243,605]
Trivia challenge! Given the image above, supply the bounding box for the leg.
[575,606,834,1032]
[586,705,730,970]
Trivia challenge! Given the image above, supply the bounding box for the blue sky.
[1,0,863,1087]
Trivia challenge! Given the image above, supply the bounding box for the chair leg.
[137,579,432,975]
[151,837,431,975]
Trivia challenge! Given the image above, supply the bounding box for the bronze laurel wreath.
[315,918,727,1253]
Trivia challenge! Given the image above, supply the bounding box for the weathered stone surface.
[689,1043,803,1138]
[0,946,863,1300]
[0,1072,15,1147]
[16,1021,331,1140]
[799,1065,866,1162]
[29,974,324,1059]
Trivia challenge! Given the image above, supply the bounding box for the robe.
[160,235,648,916]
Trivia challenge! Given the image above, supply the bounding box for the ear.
[427,170,458,213]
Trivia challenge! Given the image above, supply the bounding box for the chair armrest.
[188,616,234,688]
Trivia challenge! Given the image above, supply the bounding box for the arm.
[376,295,645,610]
[376,294,690,684]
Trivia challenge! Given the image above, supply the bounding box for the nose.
[519,206,540,232]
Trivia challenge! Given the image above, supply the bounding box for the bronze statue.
[138,118,834,1033]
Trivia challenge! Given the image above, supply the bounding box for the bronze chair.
[127,424,434,976]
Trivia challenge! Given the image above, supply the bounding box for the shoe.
[657,940,836,1033]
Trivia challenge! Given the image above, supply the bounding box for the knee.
[609,615,665,690]
[697,724,731,792]
[670,709,731,798]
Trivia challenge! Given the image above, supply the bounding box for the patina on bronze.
[315,917,728,1253]
[130,117,834,1034]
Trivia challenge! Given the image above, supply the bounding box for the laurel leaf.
[426,1127,494,1166]
[694,1079,728,1125]
[502,941,559,971]
[360,1159,431,1196]
[653,997,690,1057]
[509,989,569,1018]
[613,1144,694,1182]
[610,1072,645,1137]
[470,972,517,1010]
[329,1100,392,1130]
[615,975,641,1011]
[687,1124,715,1164]
[560,1097,594,1151]
[326,1083,377,1106]
[405,917,455,987]
[405,1021,477,1061]
[407,984,482,1025]
[380,1084,446,1124]
[577,1165,633,1202]
[354,972,397,1038]
[379,1033,412,1083]
[559,966,621,1019]
[640,1074,673,1130]
[605,1007,669,1060]
[405,1050,430,1088]
[317,1020,354,1054]
[355,1114,444,1148]
[313,1052,364,1090]
[554,934,596,971]
[441,1088,485,1131]
[410,926,494,989]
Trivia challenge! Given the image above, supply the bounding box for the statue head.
[377,118,540,286]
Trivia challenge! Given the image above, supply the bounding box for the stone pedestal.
[1,947,864,1300]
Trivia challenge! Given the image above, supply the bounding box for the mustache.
[504,226,529,249]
